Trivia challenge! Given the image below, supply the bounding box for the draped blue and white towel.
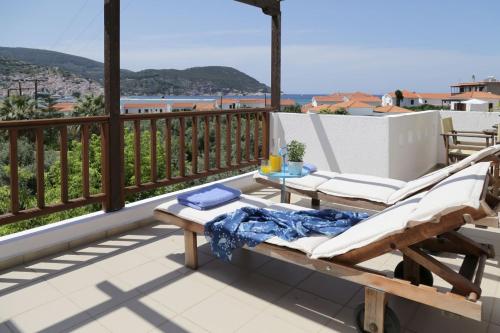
[204,207,369,261]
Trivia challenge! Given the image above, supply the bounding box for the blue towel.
[303,163,317,173]
[177,184,241,210]
[205,207,369,261]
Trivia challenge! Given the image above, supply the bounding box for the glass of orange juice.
[260,159,271,174]
[269,154,282,172]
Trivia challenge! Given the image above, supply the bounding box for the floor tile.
[62,321,110,333]
[96,251,150,276]
[319,306,358,333]
[268,289,343,332]
[257,259,313,286]
[298,272,361,305]
[152,315,208,333]
[183,292,260,333]
[67,277,141,317]
[96,296,175,333]
[112,260,184,293]
[236,312,308,333]
[189,259,248,290]
[148,274,217,313]
[223,272,291,310]
[9,297,91,333]
[0,323,12,333]
[46,265,111,294]
[0,281,62,320]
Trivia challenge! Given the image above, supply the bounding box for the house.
[265,98,296,111]
[311,94,344,107]
[444,91,500,112]
[171,103,195,111]
[216,98,238,110]
[309,100,373,116]
[194,102,217,111]
[238,99,266,109]
[53,102,76,115]
[122,103,169,114]
[417,93,452,107]
[373,105,413,114]
[451,76,500,95]
[344,92,381,107]
[382,90,421,107]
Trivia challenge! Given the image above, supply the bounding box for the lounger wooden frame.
[256,155,500,226]
[153,182,497,331]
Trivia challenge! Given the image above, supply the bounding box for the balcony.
[0,109,500,332]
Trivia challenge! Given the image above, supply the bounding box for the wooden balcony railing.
[0,108,271,226]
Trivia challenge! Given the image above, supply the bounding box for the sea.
[120,94,318,106]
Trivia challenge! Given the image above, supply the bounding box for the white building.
[308,100,374,116]
[382,91,451,108]
[445,91,500,112]
[122,103,170,114]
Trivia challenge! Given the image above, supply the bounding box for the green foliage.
[318,107,350,115]
[287,140,306,162]
[405,104,450,111]
[0,95,63,121]
[73,94,105,117]
[395,90,404,107]
[280,104,302,113]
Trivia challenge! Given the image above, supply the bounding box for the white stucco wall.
[271,111,442,181]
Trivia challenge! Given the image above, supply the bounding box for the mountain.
[0,47,270,96]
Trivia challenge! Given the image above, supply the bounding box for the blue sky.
[1,0,500,93]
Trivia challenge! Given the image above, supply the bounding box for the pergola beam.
[234,0,281,15]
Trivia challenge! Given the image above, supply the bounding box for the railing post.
[268,6,281,159]
[104,0,123,212]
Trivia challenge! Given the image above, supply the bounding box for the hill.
[0,47,270,96]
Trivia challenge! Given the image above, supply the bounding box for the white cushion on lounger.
[448,145,499,174]
[317,174,407,203]
[254,170,337,191]
[155,194,271,225]
[310,192,426,259]
[387,168,450,204]
[156,194,330,255]
[408,162,490,223]
[285,171,339,191]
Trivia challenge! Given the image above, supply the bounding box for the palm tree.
[0,95,37,121]
[73,94,105,117]
[395,90,404,107]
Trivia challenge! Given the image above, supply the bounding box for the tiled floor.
[0,187,500,332]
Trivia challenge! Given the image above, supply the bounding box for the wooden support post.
[311,198,320,209]
[184,230,198,269]
[104,0,123,211]
[364,287,387,333]
[403,255,421,285]
[271,10,281,110]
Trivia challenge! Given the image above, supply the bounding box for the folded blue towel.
[177,184,242,210]
[303,163,317,173]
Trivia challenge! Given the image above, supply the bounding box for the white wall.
[271,111,442,181]
[440,110,500,130]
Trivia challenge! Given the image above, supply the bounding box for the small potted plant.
[287,140,306,175]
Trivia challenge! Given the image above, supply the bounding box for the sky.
[1,0,500,94]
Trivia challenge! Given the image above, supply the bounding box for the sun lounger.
[255,145,500,217]
[154,162,498,331]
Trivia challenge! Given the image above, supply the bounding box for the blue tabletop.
[259,166,311,179]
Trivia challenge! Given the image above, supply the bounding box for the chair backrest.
[442,117,454,134]
[441,117,457,145]
[497,124,500,144]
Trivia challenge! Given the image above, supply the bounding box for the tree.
[73,94,105,117]
[395,90,404,107]
[281,104,302,113]
[0,95,37,121]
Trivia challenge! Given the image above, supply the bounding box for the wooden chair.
[441,117,494,165]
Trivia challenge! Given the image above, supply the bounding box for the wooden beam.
[234,0,280,15]
[104,0,123,212]
[270,10,281,109]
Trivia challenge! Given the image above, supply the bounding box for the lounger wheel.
[354,303,400,333]
[394,260,434,286]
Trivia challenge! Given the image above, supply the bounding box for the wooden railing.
[0,116,109,225]
[0,108,271,226]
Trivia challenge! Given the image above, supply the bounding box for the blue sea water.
[121,94,321,106]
